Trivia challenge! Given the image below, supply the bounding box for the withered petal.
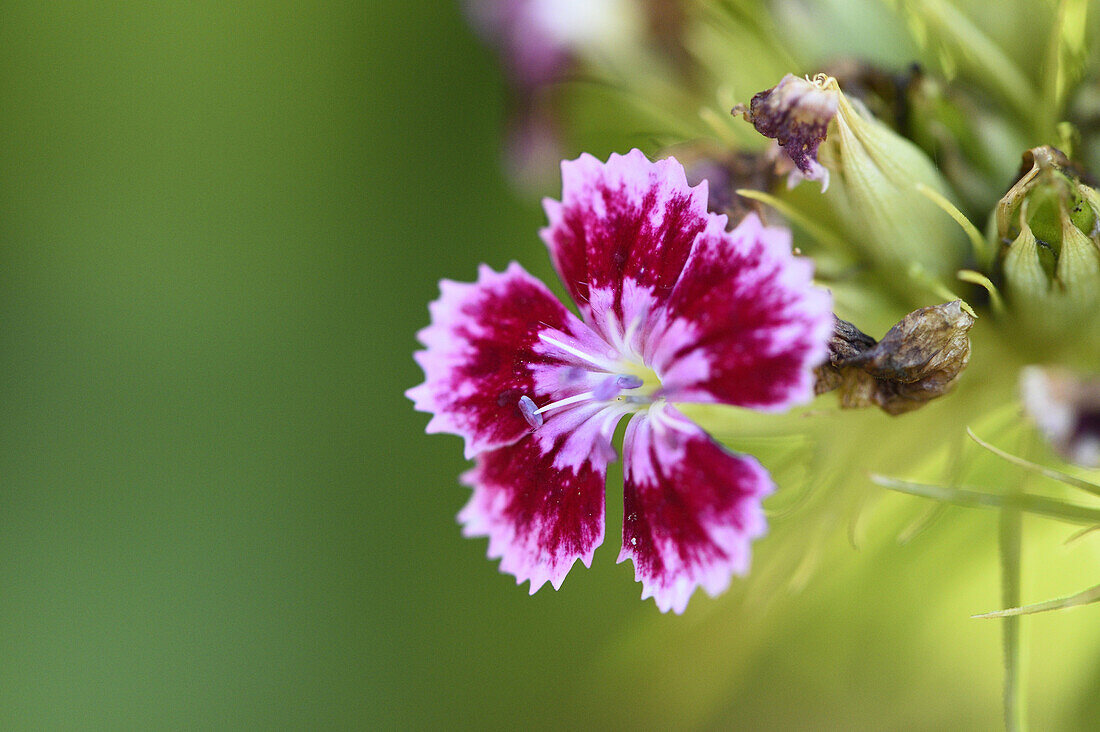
[735,74,838,188]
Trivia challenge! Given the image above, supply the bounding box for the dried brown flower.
[815,301,975,415]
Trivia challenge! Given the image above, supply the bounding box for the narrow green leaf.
[1064,524,1100,545]
[734,188,850,252]
[870,474,1100,525]
[957,270,1006,315]
[967,427,1100,499]
[974,582,1100,618]
[897,501,949,545]
[915,182,988,262]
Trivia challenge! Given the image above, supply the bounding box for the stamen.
[518,395,543,429]
[616,374,644,389]
[535,391,596,414]
[520,373,650,429]
[592,375,621,401]
[558,366,587,386]
[538,333,617,371]
[593,373,646,402]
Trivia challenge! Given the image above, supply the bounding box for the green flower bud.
[996,147,1100,360]
[826,87,964,278]
[737,74,968,285]
[825,82,969,281]
[1002,219,1049,302]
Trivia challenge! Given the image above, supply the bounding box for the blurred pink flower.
[465,0,569,89]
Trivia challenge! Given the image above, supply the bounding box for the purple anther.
[518,395,544,429]
[615,375,644,390]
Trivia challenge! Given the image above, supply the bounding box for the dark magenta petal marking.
[540,150,712,333]
[619,406,773,614]
[407,262,604,459]
[459,434,607,593]
[652,213,833,410]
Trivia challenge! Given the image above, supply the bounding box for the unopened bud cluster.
[995,147,1100,359]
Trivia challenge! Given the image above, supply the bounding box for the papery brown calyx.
[815,301,975,415]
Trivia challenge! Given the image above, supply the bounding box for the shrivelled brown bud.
[735,72,967,279]
[1021,366,1100,468]
[733,73,837,190]
[815,301,975,415]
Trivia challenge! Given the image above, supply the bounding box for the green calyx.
[995,146,1100,359]
[821,80,969,288]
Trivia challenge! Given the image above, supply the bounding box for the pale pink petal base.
[619,405,773,614]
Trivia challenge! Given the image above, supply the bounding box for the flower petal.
[540,149,711,337]
[618,405,772,614]
[459,424,616,593]
[650,213,833,410]
[407,262,608,459]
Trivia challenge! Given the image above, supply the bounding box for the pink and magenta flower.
[408,150,832,613]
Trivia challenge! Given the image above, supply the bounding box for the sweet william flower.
[408,150,832,613]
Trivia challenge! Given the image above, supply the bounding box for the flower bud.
[737,74,968,281]
[734,73,837,190]
[996,147,1100,358]
[825,85,969,280]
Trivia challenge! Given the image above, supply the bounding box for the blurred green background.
[1,2,1099,729]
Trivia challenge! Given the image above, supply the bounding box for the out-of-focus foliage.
[3,0,1100,729]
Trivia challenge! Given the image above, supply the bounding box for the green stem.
[999,504,1026,732]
